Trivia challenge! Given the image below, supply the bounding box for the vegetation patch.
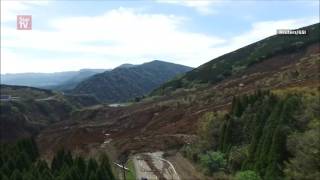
[0,138,115,180]
[181,89,319,179]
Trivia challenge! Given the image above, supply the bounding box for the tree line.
[0,138,115,180]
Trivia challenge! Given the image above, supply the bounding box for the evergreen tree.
[99,153,115,180]
[0,138,115,180]
[88,171,98,180]
[11,169,23,180]
[1,174,9,180]
[51,149,73,172]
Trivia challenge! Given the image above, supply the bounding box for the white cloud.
[228,17,319,50]
[1,7,226,73]
[157,0,218,15]
[1,1,318,73]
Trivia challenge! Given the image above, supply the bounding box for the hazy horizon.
[0,59,194,74]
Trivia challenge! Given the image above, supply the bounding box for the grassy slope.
[152,23,319,95]
[126,159,137,180]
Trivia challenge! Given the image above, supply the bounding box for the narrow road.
[133,151,180,180]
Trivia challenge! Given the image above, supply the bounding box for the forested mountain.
[152,23,320,95]
[1,69,107,90]
[72,60,192,103]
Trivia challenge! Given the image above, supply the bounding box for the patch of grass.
[126,158,137,180]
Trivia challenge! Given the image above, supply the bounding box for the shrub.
[197,112,225,150]
[234,170,262,180]
[199,151,226,175]
[228,145,248,172]
[181,145,200,162]
[284,122,320,180]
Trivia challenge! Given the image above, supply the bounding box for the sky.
[1,0,319,74]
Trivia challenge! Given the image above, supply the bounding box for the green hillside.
[72,60,192,103]
[152,23,320,95]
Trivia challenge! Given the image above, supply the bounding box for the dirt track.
[167,153,207,180]
[133,151,180,180]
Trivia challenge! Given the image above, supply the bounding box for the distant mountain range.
[72,60,193,102]
[1,69,108,90]
[1,60,193,103]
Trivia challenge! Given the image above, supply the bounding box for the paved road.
[35,96,56,101]
[133,151,180,180]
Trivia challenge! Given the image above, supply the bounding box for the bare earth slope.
[37,42,319,159]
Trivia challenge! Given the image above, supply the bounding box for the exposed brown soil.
[37,43,320,162]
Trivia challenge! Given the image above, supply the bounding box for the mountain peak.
[115,63,136,69]
[147,60,170,64]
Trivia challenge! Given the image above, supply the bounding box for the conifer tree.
[11,169,23,180]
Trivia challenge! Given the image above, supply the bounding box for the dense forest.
[0,139,115,180]
[182,88,319,179]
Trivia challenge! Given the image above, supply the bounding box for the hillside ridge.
[72,60,192,102]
